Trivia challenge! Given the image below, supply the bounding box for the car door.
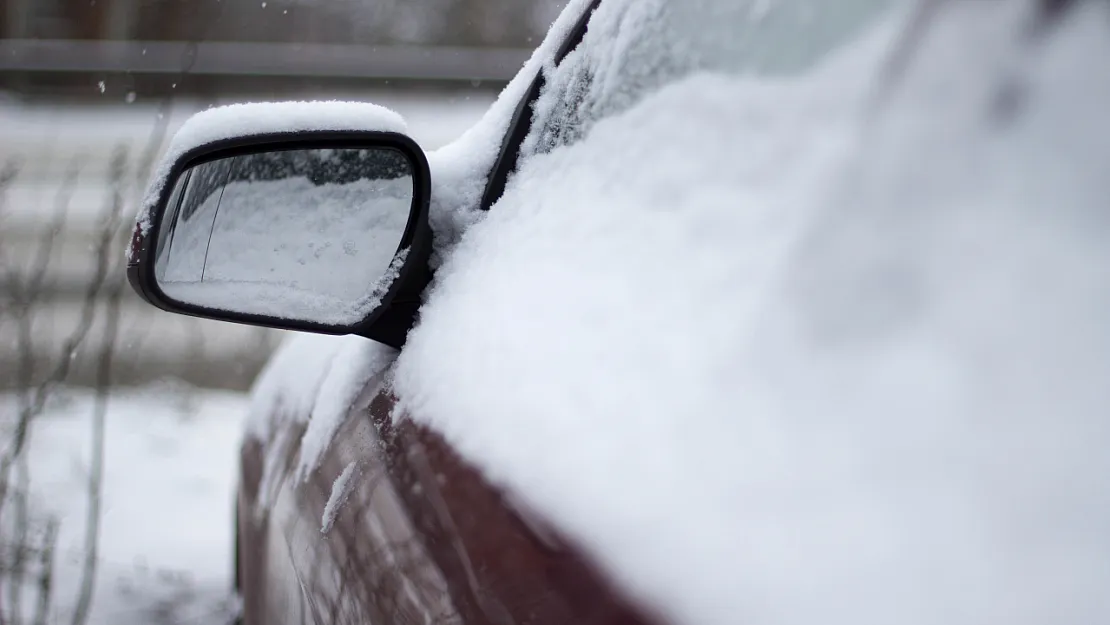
[239,0,908,624]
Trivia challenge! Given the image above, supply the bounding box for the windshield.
[520,0,899,160]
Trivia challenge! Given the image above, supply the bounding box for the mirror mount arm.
[364,250,432,350]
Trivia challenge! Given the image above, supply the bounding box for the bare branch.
[0,147,127,482]
[2,55,180,625]
[0,145,126,625]
[0,160,21,319]
[6,459,30,622]
[68,144,129,625]
[31,520,58,625]
[23,162,82,303]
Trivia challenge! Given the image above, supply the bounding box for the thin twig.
[31,520,58,625]
[0,164,110,527]
[24,163,81,303]
[6,457,30,622]
[69,146,128,625]
[0,160,20,320]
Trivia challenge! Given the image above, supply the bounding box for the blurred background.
[0,1,562,622]
[1,0,566,391]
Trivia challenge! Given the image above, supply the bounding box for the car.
[125,0,1110,624]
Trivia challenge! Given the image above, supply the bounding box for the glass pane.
[154,147,414,325]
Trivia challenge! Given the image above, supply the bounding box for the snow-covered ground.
[10,385,249,624]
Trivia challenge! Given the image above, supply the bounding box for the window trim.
[478,0,602,211]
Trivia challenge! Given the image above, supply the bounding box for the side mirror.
[127,121,432,349]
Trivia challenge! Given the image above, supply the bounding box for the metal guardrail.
[0,39,532,82]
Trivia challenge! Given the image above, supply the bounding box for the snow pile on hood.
[132,101,406,246]
[394,4,1110,625]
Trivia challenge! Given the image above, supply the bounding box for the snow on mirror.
[153,147,414,325]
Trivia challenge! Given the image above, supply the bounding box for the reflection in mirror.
[153,147,414,325]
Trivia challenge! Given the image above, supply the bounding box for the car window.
[520,0,896,160]
[477,0,601,211]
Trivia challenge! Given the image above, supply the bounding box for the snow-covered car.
[125,0,1110,624]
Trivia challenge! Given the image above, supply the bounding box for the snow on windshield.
[422,0,598,258]
[520,0,894,163]
[394,4,1110,625]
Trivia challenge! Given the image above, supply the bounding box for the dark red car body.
[121,0,1100,623]
[237,380,655,625]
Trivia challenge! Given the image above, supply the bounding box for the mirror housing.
[127,129,432,350]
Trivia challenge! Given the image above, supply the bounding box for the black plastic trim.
[477,0,601,211]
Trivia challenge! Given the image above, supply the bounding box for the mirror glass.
[153,146,414,325]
